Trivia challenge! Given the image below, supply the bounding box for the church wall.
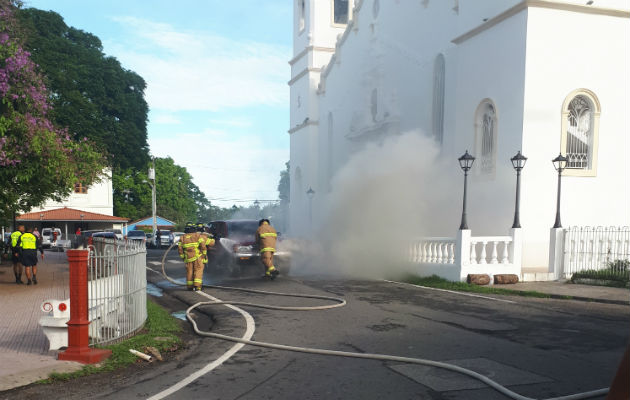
[520,7,630,266]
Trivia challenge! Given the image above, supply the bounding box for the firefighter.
[10,225,25,284]
[16,226,44,285]
[178,223,207,291]
[197,223,215,265]
[255,219,279,279]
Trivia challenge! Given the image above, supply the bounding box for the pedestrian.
[156,230,162,249]
[75,227,81,235]
[178,223,207,291]
[32,227,40,239]
[256,219,279,279]
[16,226,44,285]
[10,225,25,284]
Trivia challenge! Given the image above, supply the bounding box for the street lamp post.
[458,150,475,230]
[552,153,568,229]
[148,158,157,247]
[510,151,527,229]
[80,214,84,231]
[306,187,315,231]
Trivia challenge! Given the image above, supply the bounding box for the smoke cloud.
[289,131,464,279]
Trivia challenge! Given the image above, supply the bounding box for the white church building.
[288,0,629,279]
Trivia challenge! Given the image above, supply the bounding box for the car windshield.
[227,221,259,238]
[128,231,145,237]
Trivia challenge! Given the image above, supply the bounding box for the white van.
[41,228,62,248]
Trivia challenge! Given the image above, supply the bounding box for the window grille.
[475,101,496,175]
[74,183,88,194]
[565,95,592,169]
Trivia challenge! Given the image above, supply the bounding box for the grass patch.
[401,275,568,299]
[42,300,182,383]
[570,261,629,288]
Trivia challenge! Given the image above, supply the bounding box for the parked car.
[207,219,290,276]
[156,230,174,247]
[106,229,123,241]
[91,231,117,239]
[126,230,147,243]
[41,228,62,248]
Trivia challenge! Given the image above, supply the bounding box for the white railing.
[469,236,513,265]
[409,237,456,264]
[562,226,630,277]
[88,238,147,345]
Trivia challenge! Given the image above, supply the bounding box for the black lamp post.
[80,213,84,231]
[510,151,527,228]
[458,150,475,230]
[306,187,315,229]
[551,153,568,229]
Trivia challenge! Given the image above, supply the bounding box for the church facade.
[289,0,629,268]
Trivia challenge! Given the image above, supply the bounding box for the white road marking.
[148,261,162,266]
[147,290,256,400]
[384,280,517,304]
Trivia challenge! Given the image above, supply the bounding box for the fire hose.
[159,244,609,400]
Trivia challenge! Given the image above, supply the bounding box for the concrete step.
[520,267,555,282]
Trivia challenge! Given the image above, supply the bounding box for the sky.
[24,0,292,208]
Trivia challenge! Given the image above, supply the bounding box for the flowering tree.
[0,0,105,219]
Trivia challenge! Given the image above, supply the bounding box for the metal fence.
[563,226,630,278]
[87,238,147,346]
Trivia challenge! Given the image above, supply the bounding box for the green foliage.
[278,161,290,203]
[570,261,630,288]
[403,275,556,298]
[16,7,150,171]
[0,0,106,220]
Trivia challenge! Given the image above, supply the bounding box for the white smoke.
[289,131,461,279]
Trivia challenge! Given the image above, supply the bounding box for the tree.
[16,7,150,171]
[0,0,105,221]
[278,161,290,203]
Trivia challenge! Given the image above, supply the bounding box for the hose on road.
[159,244,608,400]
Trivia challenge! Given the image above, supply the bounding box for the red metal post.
[58,249,111,364]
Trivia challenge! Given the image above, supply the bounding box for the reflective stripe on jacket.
[256,222,277,253]
[177,232,207,263]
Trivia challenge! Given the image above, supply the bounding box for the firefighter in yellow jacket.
[255,219,279,279]
[178,223,207,291]
[196,223,215,265]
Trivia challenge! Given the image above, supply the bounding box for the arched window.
[299,0,306,31]
[474,100,497,175]
[333,0,349,24]
[432,54,445,145]
[561,89,600,176]
[327,113,334,192]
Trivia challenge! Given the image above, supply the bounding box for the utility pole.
[148,158,157,247]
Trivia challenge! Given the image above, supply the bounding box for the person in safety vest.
[197,223,215,266]
[178,223,207,291]
[16,226,43,285]
[255,219,279,280]
[10,225,25,284]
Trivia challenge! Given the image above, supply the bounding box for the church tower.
[289,0,353,236]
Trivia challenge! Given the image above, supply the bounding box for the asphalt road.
[11,247,630,400]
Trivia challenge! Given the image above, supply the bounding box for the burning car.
[207,219,290,276]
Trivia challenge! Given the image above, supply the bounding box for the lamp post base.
[58,347,111,364]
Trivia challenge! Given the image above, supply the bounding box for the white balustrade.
[409,237,456,265]
[469,236,513,265]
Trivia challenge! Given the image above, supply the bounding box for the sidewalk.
[0,251,82,391]
[493,280,630,305]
